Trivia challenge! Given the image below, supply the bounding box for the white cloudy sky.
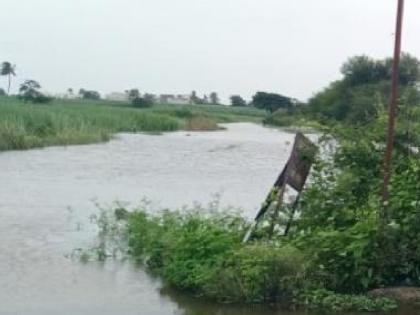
[1,0,419,102]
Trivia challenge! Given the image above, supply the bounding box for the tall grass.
[0,97,266,151]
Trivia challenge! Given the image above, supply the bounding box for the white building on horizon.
[106,92,129,102]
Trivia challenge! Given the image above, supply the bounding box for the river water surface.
[0,123,416,315]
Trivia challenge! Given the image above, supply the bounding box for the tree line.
[307,53,420,123]
[1,61,53,103]
[1,60,299,111]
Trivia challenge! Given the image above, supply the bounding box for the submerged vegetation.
[0,96,265,151]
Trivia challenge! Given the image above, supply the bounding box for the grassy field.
[0,96,266,151]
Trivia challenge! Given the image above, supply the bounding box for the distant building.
[159,94,191,105]
[106,92,129,102]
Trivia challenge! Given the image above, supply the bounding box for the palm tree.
[1,62,16,95]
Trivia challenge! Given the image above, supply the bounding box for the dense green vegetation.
[309,54,420,124]
[84,53,420,313]
[5,52,420,312]
[100,117,418,312]
[252,91,297,113]
[0,96,265,151]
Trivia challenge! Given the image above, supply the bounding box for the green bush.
[124,208,308,305]
[132,97,153,108]
[301,289,397,313]
[205,244,306,303]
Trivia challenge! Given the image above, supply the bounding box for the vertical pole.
[381,0,405,215]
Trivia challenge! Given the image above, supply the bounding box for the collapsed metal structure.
[244,132,317,242]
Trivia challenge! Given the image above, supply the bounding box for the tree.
[1,62,16,95]
[210,92,220,105]
[387,53,420,86]
[252,92,293,113]
[79,89,101,100]
[230,95,247,107]
[19,80,53,103]
[126,88,140,101]
[0,88,5,96]
[341,53,420,87]
[203,94,209,104]
[132,96,153,108]
[341,56,387,86]
[143,93,156,104]
[190,90,199,104]
[309,54,420,123]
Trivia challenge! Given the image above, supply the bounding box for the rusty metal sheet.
[245,132,317,240]
[281,132,317,192]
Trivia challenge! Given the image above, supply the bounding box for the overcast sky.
[1,0,419,102]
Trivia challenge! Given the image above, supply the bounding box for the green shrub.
[205,244,306,303]
[124,208,308,305]
[132,97,153,108]
[301,289,397,313]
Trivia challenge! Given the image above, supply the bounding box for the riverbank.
[88,113,420,313]
[0,96,265,151]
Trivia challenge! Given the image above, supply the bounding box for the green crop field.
[0,96,266,151]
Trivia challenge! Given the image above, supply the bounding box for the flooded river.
[0,123,416,315]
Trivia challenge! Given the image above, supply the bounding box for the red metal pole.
[381,0,405,211]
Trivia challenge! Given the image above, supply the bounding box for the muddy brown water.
[0,123,416,315]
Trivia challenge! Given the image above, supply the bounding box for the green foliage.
[0,88,5,96]
[0,97,265,151]
[209,92,220,105]
[205,244,306,303]
[292,118,420,294]
[132,96,153,108]
[230,95,247,107]
[301,289,397,313]
[79,89,101,100]
[308,53,420,123]
[381,159,420,286]
[341,55,388,86]
[124,207,307,304]
[0,99,178,150]
[1,61,16,94]
[252,92,294,113]
[18,80,53,104]
[126,88,140,100]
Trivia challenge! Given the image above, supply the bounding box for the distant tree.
[230,95,247,107]
[0,88,5,96]
[209,92,220,105]
[79,89,101,100]
[126,88,140,101]
[19,80,53,103]
[203,94,209,104]
[143,93,156,104]
[252,92,293,113]
[190,90,203,104]
[67,88,74,95]
[132,96,153,108]
[1,62,16,94]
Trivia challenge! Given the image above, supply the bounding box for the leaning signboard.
[244,132,317,242]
